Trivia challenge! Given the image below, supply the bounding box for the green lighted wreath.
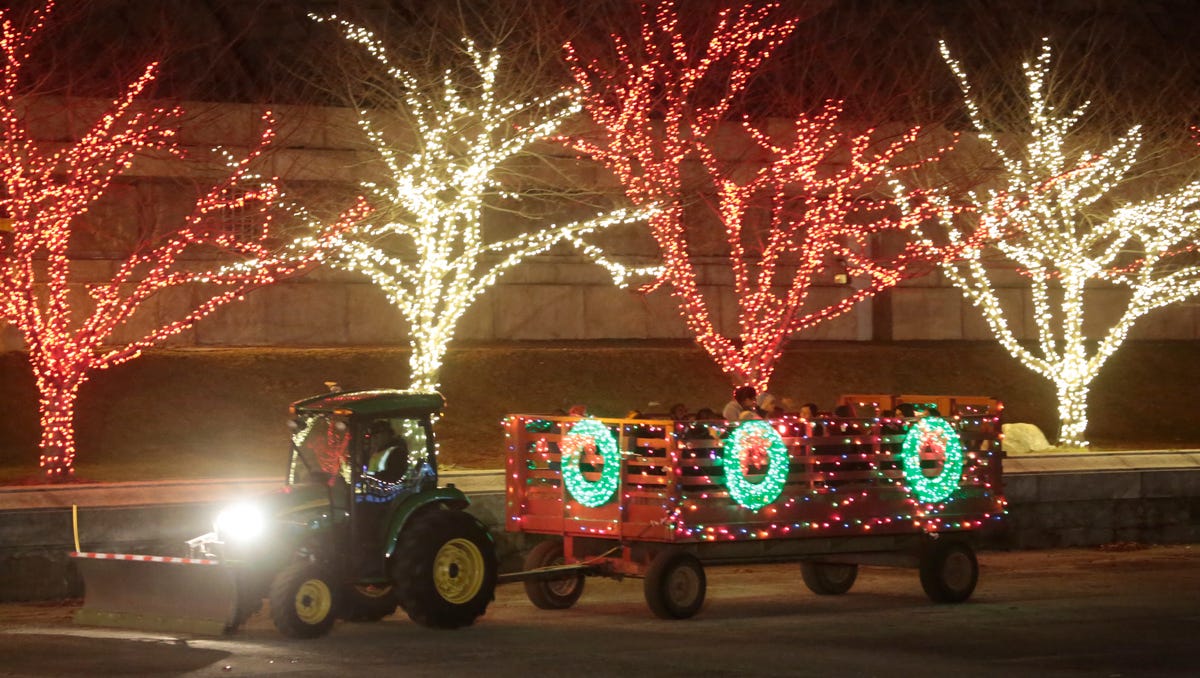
[723,420,790,510]
[900,416,965,503]
[560,418,621,508]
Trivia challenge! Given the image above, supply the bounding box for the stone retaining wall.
[2,467,1198,602]
[1003,469,1200,548]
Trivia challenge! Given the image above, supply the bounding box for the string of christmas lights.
[504,412,1003,541]
[0,1,369,476]
[899,417,964,503]
[893,38,1200,447]
[308,14,654,392]
[560,418,622,508]
[565,1,982,391]
[721,419,789,510]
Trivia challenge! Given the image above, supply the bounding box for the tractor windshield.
[288,414,351,486]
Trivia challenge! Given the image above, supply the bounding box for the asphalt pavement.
[1,545,1197,677]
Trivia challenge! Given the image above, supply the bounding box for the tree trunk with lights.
[407,333,452,394]
[32,366,85,476]
[1053,378,1092,449]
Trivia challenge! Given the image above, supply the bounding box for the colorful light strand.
[504,410,1004,542]
[560,418,621,508]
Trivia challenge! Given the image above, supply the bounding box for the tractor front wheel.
[523,540,585,610]
[392,510,497,629]
[269,561,340,638]
[643,551,705,619]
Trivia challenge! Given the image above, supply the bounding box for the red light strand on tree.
[566,1,981,390]
[1,1,371,476]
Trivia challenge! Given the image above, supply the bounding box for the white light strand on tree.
[310,15,654,392]
[895,38,1200,447]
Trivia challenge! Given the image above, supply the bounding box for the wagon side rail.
[505,406,1005,545]
[504,415,680,542]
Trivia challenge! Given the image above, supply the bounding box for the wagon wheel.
[919,539,978,603]
[523,540,585,610]
[800,561,858,595]
[643,551,705,619]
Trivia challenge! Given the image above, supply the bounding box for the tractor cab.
[287,389,443,501]
[287,390,446,577]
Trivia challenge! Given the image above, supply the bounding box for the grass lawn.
[2,341,1198,484]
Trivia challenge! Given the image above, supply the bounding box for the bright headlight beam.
[214,503,266,542]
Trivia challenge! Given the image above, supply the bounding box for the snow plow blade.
[71,552,239,636]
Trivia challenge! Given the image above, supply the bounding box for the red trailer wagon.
[502,396,1005,618]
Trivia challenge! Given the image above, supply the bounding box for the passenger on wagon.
[757,392,783,418]
[722,385,757,421]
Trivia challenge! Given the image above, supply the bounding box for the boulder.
[1002,423,1053,454]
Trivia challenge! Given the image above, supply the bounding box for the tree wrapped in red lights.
[0,1,370,477]
[565,1,982,390]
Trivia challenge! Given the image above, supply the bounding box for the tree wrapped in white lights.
[901,38,1200,447]
[310,15,651,392]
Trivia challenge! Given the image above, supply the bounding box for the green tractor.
[73,389,498,638]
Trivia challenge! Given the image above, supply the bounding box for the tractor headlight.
[214,503,266,542]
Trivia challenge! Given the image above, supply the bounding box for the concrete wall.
[1003,469,1200,548]
[3,466,1199,602]
[5,98,1197,353]
[3,263,1196,353]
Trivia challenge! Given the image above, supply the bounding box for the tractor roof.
[291,389,445,418]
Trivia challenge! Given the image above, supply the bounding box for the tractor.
[73,389,498,638]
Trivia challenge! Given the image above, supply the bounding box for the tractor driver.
[366,420,409,483]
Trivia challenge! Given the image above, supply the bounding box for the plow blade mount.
[71,552,239,636]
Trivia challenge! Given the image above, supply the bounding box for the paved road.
[1,545,1197,677]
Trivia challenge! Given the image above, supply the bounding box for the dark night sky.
[7,0,1200,125]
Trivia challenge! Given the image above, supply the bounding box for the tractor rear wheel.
[643,551,705,619]
[392,510,497,629]
[269,561,340,638]
[919,539,978,603]
[800,561,858,595]
[341,583,398,622]
[523,540,585,610]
